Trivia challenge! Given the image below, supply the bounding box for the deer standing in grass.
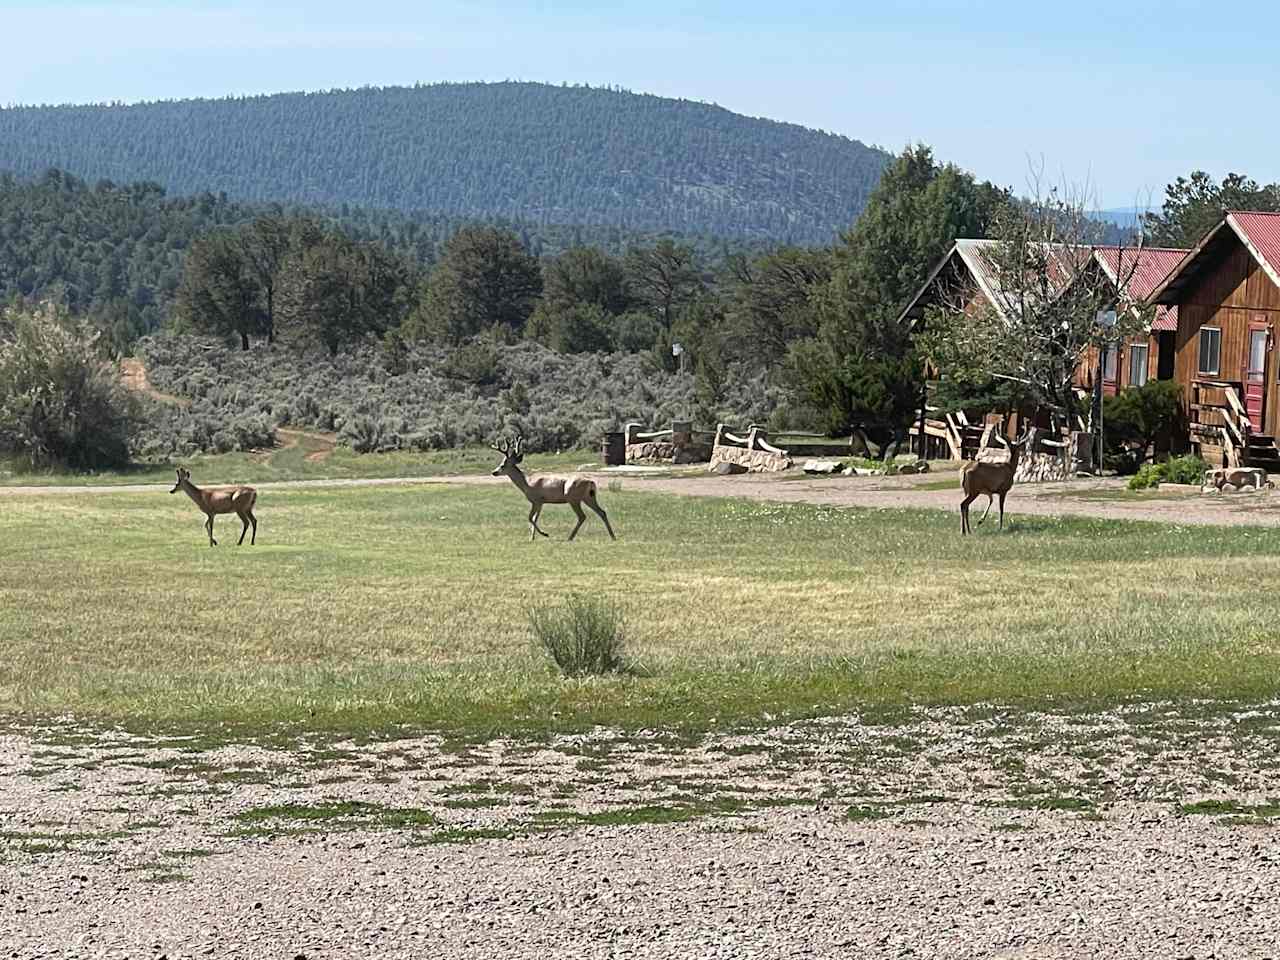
[959,430,1030,535]
[490,434,616,542]
[170,467,258,546]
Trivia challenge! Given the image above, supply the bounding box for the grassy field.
[4,481,1280,742]
[0,444,598,487]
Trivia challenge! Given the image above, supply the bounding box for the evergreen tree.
[1142,171,1280,248]
[411,226,542,342]
[783,145,1009,452]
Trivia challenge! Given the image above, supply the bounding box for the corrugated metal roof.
[953,238,1090,320]
[901,239,1188,331]
[1148,211,1280,305]
[1151,305,1178,331]
[1093,246,1188,301]
[1227,211,1280,292]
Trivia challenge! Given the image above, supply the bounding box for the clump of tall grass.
[529,593,628,677]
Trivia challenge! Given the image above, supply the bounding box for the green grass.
[1179,799,1280,818]
[0,445,596,487]
[233,801,437,829]
[6,482,1280,741]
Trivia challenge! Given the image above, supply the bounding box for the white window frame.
[1198,327,1221,376]
[1129,343,1149,387]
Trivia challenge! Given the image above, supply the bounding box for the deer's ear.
[514,453,524,463]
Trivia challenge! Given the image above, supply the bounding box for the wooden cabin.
[1090,246,1185,393]
[900,239,1186,456]
[1147,211,1280,470]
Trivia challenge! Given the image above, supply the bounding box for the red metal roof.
[1148,211,1280,305]
[1151,305,1178,331]
[1093,246,1188,301]
[1227,211,1280,290]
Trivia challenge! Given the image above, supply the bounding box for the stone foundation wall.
[626,441,677,463]
[709,444,792,473]
[626,442,712,465]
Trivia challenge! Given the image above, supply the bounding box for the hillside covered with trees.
[0,82,891,244]
[0,169,756,352]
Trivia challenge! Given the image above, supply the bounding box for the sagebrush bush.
[0,304,138,469]
[529,593,628,678]
[136,334,777,456]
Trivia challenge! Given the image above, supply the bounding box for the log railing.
[1189,379,1248,467]
[714,423,790,457]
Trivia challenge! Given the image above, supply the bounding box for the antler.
[490,436,512,455]
[514,432,525,457]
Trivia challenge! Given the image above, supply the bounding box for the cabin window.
[1102,341,1119,382]
[1129,344,1149,387]
[1198,327,1221,376]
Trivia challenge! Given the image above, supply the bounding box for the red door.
[1244,321,1269,430]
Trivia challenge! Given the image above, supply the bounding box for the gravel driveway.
[4,704,1279,958]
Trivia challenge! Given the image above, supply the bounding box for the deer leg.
[960,493,977,535]
[248,510,257,545]
[998,491,1007,531]
[586,494,616,541]
[237,512,249,545]
[528,505,549,540]
[206,514,217,547]
[567,501,587,541]
[976,494,994,527]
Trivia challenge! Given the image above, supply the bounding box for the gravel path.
[4,705,1280,957]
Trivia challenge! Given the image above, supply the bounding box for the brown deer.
[490,434,616,542]
[170,468,258,546]
[959,429,1031,535]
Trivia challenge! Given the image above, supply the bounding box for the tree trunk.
[240,331,250,351]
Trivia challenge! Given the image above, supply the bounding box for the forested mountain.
[0,169,758,350]
[0,82,891,244]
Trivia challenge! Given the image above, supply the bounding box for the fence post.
[671,419,692,452]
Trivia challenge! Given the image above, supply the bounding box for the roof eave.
[1145,218,1232,305]
[1227,213,1280,293]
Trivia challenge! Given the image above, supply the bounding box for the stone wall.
[709,444,792,473]
[626,441,677,464]
[626,441,712,465]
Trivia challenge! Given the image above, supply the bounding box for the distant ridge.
[0,81,893,244]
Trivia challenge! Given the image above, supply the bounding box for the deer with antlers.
[959,429,1031,535]
[490,434,616,542]
[170,467,259,547]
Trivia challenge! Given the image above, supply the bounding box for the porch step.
[1242,455,1280,474]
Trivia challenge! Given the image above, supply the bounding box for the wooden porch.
[1188,378,1280,472]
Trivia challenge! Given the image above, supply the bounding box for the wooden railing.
[1188,379,1252,467]
[714,423,789,457]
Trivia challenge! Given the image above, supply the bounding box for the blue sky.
[2,0,1277,207]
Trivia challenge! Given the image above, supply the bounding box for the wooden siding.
[1076,333,1162,394]
[1172,238,1280,440]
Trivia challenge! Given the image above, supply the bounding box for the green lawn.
[3,482,1280,741]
